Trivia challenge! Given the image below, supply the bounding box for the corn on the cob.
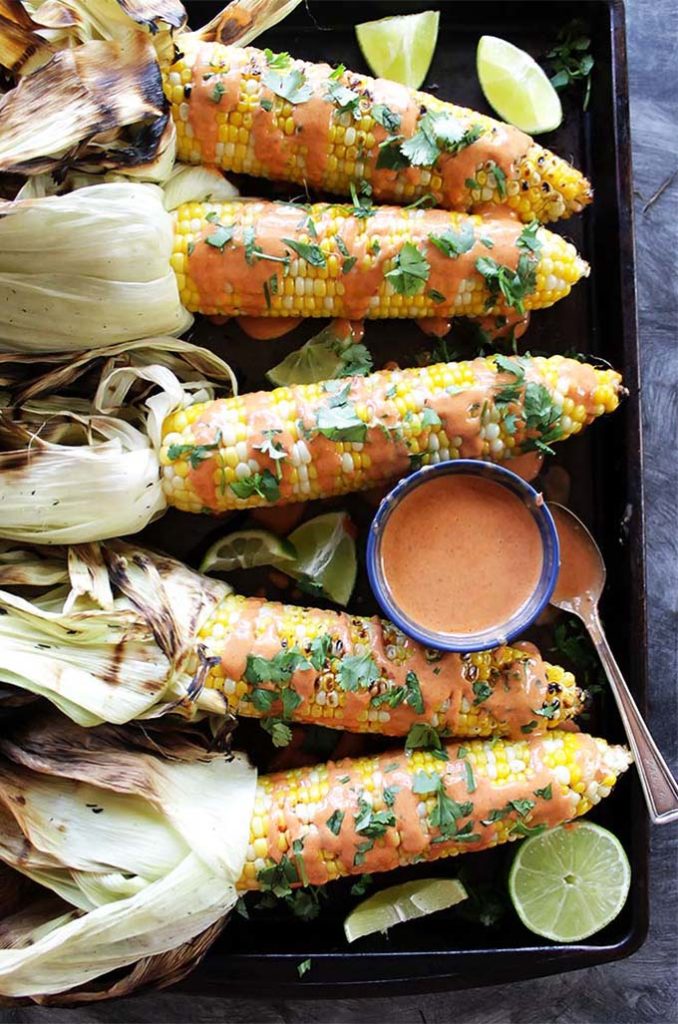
[166,43,592,223]
[160,354,622,513]
[193,592,582,737]
[239,731,631,888]
[0,538,581,738]
[171,199,588,320]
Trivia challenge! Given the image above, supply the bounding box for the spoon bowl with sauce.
[549,503,678,825]
[367,460,560,653]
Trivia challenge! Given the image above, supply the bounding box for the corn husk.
[0,336,237,543]
[0,0,303,178]
[0,712,256,1001]
[0,539,232,725]
[0,183,193,351]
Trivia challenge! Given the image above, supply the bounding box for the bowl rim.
[366,459,560,653]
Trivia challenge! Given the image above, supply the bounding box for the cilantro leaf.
[326,78,360,115]
[401,112,483,167]
[166,436,221,470]
[338,654,380,692]
[205,224,234,250]
[325,809,345,835]
[405,723,448,759]
[472,681,493,705]
[316,403,367,443]
[244,648,311,684]
[264,48,291,70]
[534,698,561,719]
[475,254,537,314]
[297,958,312,978]
[534,784,553,800]
[261,717,293,747]
[308,634,332,670]
[386,242,430,296]
[210,81,226,103]
[354,795,396,838]
[429,223,475,258]
[371,104,401,132]
[351,874,373,896]
[230,469,280,503]
[262,67,313,104]
[283,238,327,267]
[376,136,409,171]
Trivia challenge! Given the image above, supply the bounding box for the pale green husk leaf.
[0,183,192,352]
[0,714,256,999]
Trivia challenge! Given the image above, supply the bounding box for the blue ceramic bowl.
[366,460,560,653]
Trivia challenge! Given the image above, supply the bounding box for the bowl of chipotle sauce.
[366,460,559,653]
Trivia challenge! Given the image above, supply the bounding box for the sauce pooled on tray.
[380,473,543,636]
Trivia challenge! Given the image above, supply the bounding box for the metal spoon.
[549,502,678,825]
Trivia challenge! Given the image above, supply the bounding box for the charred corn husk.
[167,42,592,223]
[160,354,623,513]
[171,200,588,320]
[0,539,581,738]
[192,592,583,737]
[239,731,631,889]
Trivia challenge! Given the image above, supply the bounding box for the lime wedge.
[344,877,467,943]
[266,322,372,387]
[509,822,631,942]
[287,512,357,606]
[477,35,563,134]
[356,11,440,90]
[200,513,357,606]
[200,529,296,574]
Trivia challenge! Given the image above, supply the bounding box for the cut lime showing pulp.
[509,822,631,942]
[287,512,357,606]
[356,11,440,90]
[477,35,562,134]
[200,529,296,574]
[344,877,467,943]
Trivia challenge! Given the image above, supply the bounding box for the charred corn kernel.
[238,732,630,889]
[171,198,588,321]
[189,592,584,738]
[161,355,622,514]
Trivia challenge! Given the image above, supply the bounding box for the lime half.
[287,512,357,606]
[356,11,440,90]
[344,877,467,943]
[200,529,296,574]
[509,822,631,942]
[477,35,562,134]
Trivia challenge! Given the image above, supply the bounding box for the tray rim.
[181,0,650,996]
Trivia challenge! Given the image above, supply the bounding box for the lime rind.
[508,822,631,943]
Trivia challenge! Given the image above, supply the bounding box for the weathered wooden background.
[2,0,676,1020]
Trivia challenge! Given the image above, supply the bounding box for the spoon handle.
[587,609,678,825]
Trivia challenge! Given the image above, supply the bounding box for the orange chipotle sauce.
[551,505,603,615]
[381,474,543,635]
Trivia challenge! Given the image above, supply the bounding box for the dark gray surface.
[2,0,676,1021]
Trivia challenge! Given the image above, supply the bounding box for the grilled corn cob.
[239,731,631,888]
[167,43,592,223]
[160,354,622,513]
[193,593,582,737]
[0,538,581,737]
[172,199,588,320]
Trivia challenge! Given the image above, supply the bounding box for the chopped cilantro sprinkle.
[283,238,327,267]
[338,654,380,692]
[325,809,345,835]
[262,67,313,104]
[385,242,430,295]
[230,469,280,503]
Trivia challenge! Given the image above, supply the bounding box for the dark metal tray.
[144,0,648,995]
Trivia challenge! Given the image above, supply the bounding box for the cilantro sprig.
[547,19,594,110]
[386,242,430,296]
